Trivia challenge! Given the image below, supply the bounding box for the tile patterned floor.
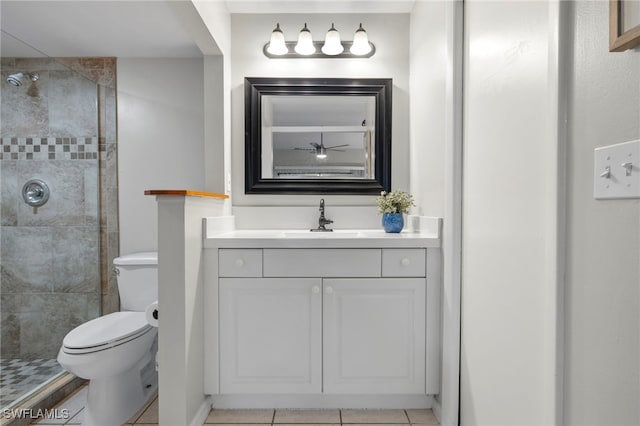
[30,385,440,426]
[205,408,440,425]
[1,358,63,408]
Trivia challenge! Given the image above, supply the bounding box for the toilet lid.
[63,311,151,350]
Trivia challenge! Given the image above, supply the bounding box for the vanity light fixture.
[350,23,372,55]
[321,23,344,55]
[266,23,288,55]
[263,23,376,59]
[295,23,316,55]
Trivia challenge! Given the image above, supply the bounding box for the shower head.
[6,72,39,87]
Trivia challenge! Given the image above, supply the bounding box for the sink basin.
[281,230,362,238]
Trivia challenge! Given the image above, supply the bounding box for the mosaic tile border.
[0,137,100,161]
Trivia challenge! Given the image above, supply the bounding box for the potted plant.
[375,190,415,233]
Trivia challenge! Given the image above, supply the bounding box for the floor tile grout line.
[404,409,411,425]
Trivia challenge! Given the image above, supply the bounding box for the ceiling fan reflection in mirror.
[293,134,349,159]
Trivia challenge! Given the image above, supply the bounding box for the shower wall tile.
[105,143,118,187]
[48,70,97,137]
[106,187,119,232]
[87,292,100,319]
[83,58,114,88]
[78,58,105,71]
[1,161,18,225]
[84,166,99,225]
[1,58,16,68]
[16,160,94,226]
[55,57,117,89]
[102,291,120,318]
[0,226,54,293]
[9,293,98,359]
[0,70,49,137]
[1,293,51,314]
[14,58,68,71]
[104,86,117,141]
[1,292,100,358]
[57,58,103,80]
[99,227,108,294]
[106,231,121,311]
[98,232,121,313]
[1,57,119,360]
[0,310,20,359]
[52,227,100,293]
[100,228,120,312]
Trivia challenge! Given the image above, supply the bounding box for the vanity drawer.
[382,249,426,277]
[263,249,381,277]
[219,249,262,277]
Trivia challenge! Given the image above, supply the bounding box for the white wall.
[564,2,640,424]
[155,196,228,426]
[461,1,560,424]
[118,58,205,254]
[192,1,232,195]
[410,3,461,426]
[192,0,231,56]
[410,1,446,219]
[230,14,410,218]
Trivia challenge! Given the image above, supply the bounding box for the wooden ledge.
[144,190,229,199]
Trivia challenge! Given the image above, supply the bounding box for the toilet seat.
[62,311,152,355]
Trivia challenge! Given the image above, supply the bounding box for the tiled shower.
[0,52,119,409]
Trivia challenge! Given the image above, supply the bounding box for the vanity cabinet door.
[219,278,322,394]
[323,278,426,394]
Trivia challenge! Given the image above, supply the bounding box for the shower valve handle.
[22,179,50,207]
[27,187,43,198]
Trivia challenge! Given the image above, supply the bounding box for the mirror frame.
[245,77,392,194]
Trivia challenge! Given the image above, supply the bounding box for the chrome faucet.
[311,198,333,232]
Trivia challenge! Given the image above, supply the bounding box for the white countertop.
[204,229,440,249]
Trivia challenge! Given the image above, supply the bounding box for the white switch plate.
[594,140,640,199]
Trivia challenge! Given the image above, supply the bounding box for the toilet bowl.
[57,252,158,426]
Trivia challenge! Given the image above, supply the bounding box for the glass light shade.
[321,23,344,55]
[316,146,327,159]
[350,23,372,55]
[295,23,316,55]
[267,23,288,55]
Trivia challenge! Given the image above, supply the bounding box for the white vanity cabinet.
[219,278,322,394]
[323,278,425,394]
[215,246,430,395]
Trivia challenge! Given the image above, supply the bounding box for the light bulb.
[316,146,327,159]
[267,23,288,56]
[321,23,344,56]
[295,23,316,55]
[350,23,371,55]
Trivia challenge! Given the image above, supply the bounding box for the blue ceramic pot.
[382,213,404,233]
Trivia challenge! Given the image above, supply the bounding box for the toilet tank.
[113,252,158,312]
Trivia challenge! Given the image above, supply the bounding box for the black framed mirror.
[245,77,392,194]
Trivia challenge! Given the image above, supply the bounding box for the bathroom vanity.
[203,227,441,408]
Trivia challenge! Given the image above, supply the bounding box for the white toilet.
[58,252,159,426]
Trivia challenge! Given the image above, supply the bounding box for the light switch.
[594,140,640,199]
